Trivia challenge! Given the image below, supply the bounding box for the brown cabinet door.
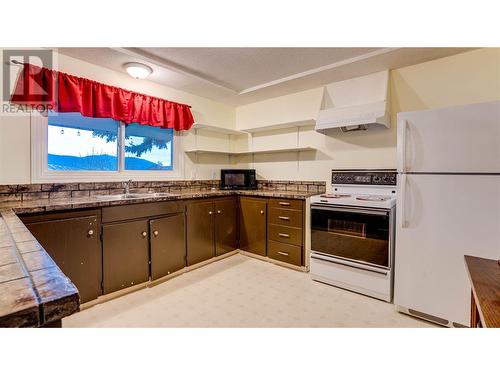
[150,213,186,280]
[239,197,267,256]
[186,200,215,266]
[26,215,100,303]
[102,220,150,294]
[215,198,238,256]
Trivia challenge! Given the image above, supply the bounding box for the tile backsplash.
[0,180,326,202]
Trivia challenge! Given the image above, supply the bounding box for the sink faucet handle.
[124,179,133,194]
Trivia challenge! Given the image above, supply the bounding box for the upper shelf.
[192,123,247,135]
[184,146,317,156]
[238,119,316,133]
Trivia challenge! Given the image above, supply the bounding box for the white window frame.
[30,112,184,183]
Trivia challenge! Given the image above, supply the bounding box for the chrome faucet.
[124,179,133,194]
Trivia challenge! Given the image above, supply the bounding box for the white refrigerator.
[395,101,500,327]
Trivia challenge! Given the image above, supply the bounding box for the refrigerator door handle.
[400,120,408,172]
[400,174,408,228]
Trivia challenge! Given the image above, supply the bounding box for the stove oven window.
[311,208,390,268]
[328,219,367,238]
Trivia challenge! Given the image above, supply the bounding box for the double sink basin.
[95,192,176,200]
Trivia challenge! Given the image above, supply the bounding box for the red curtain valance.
[11,63,195,131]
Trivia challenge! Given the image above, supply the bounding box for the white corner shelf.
[239,119,316,133]
[184,146,316,156]
[184,149,234,156]
[192,123,247,135]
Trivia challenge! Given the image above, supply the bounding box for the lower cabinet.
[267,241,302,267]
[102,220,150,294]
[150,213,186,280]
[186,197,238,265]
[22,195,304,302]
[239,197,267,256]
[266,198,304,266]
[186,200,215,266]
[215,198,238,256]
[23,211,101,304]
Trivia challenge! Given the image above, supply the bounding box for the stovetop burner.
[320,194,351,198]
[311,169,397,209]
[356,195,391,202]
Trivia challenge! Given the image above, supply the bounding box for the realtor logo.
[2,49,54,111]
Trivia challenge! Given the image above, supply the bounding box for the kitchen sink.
[94,192,176,200]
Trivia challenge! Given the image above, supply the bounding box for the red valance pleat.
[10,63,195,131]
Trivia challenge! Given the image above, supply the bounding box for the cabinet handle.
[278,216,290,221]
[260,210,264,215]
[279,202,291,206]
[153,230,159,237]
[278,233,290,238]
[277,251,289,257]
[87,229,94,236]
[142,231,147,238]
[217,210,221,214]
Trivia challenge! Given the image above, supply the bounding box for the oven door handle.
[311,253,389,276]
[310,204,389,216]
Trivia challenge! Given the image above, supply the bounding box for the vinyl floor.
[63,254,436,328]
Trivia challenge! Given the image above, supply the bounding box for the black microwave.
[220,169,257,190]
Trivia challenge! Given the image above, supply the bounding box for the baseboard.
[149,250,239,287]
[238,250,308,272]
[80,282,149,310]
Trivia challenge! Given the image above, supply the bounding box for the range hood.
[315,70,390,133]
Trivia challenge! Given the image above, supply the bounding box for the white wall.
[0,50,236,183]
[236,88,323,130]
[0,114,31,184]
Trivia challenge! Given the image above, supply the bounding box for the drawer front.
[268,224,303,246]
[267,240,302,266]
[102,201,185,223]
[268,198,303,211]
[268,207,303,228]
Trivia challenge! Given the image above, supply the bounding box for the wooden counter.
[464,255,500,328]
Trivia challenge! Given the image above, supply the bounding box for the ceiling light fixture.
[123,62,153,79]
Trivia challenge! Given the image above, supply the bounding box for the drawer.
[267,240,302,266]
[268,224,303,246]
[268,198,303,211]
[268,207,303,228]
[102,201,185,223]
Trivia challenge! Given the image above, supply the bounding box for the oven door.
[311,204,393,269]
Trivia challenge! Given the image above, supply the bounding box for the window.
[124,123,173,171]
[48,112,119,171]
[31,111,180,182]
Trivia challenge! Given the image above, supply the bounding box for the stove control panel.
[331,170,397,186]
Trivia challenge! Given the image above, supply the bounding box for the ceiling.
[58,47,473,106]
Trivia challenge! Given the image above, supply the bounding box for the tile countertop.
[0,209,79,327]
[0,189,317,215]
[0,189,316,326]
